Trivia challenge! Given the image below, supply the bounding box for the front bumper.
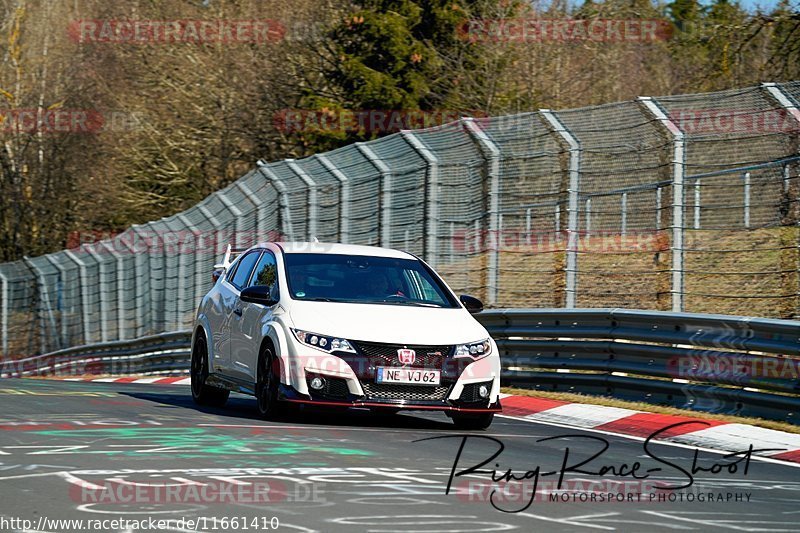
[283,339,501,412]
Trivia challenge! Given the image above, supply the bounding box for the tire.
[191,333,230,407]
[451,412,494,430]
[256,344,284,420]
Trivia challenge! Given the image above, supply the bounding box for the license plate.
[376,367,441,385]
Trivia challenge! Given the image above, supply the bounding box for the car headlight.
[454,339,492,359]
[291,329,356,354]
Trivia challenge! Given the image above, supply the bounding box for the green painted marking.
[34,427,372,457]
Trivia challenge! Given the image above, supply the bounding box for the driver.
[365,272,390,297]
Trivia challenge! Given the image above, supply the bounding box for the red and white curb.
[498,393,800,465]
[46,378,800,464]
[62,376,191,385]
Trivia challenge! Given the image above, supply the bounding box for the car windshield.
[283,253,459,308]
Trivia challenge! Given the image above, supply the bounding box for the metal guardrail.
[482,309,800,423]
[0,331,192,378]
[4,309,799,423]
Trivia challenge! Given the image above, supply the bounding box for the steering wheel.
[383,294,409,301]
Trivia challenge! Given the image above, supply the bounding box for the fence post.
[656,186,662,229]
[585,199,592,234]
[82,245,109,343]
[215,192,243,248]
[357,143,393,247]
[463,117,501,306]
[401,131,440,267]
[176,213,204,317]
[621,192,628,236]
[762,83,800,318]
[316,154,350,244]
[44,255,68,347]
[639,96,686,312]
[286,160,318,240]
[743,172,751,228]
[694,180,701,229]
[62,250,92,345]
[23,257,57,353]
[257,161,295,240]
[0,269,7,357]
[234,181,266,241]
[100,241,127,341]
[540,109,581,308]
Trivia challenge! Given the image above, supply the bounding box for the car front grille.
[354,341,452,369]
[361,382,450,402]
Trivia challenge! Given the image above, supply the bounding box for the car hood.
[287,301,489,345]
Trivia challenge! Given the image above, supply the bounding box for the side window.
[249,252,279,301]
[229,251,260,290]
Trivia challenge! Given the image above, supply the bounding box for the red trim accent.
[284,397,501,413]
[595,413,727,438]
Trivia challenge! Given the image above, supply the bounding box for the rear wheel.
[191,333,230,407]
[256,344,284,419]
[451,412,493,430]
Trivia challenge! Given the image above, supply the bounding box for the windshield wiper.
[379,300,444,308]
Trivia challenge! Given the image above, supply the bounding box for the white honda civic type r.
[191,242,502,429]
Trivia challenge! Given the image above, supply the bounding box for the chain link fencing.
[1,83,798,358]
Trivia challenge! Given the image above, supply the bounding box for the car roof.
[261,242,417,260]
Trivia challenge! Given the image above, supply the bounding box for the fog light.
[310,377,325,390]
[478,385,489,398]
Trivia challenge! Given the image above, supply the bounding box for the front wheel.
[191,334,230,407]
[256,345,284,420]
[451,412,494,430]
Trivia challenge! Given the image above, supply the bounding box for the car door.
[218,250,261,375]
[230,250,280,383]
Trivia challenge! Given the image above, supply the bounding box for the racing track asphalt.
[0,378,798,533]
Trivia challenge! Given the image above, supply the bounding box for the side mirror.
[240,285,278,306]
[212,268,224,284]
[459,294,484,314]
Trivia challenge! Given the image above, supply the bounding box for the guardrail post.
[0,270,7,357]
[286,160,318,241]
[257,160,295,240]
[316,154,351,244]
[463,117,501,306]
[62,249,93,345]
[639,97,686,312]
[402,131,440,267]
[357,143,393,248]
[540,109,581,308]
